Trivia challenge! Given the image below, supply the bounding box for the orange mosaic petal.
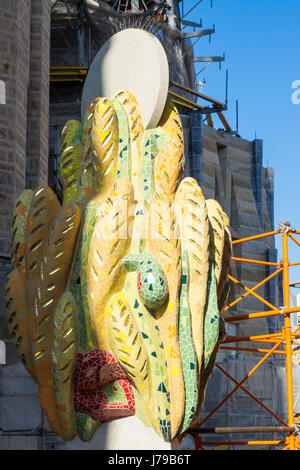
[33,203,81,438]
[5,266,36,380]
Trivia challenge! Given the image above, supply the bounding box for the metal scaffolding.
[186,224,300,450]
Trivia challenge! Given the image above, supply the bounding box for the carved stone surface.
[81,29,169,129]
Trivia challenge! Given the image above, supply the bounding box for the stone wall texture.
[0,3,51,450]
[0,1,30,255]
[26,0,51,189]
[0,1,50,256]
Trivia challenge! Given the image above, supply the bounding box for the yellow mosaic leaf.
[25,187,61,344]
[106,293,152,402]
[217,211,232,306]
[33,204,81,439]
[87,179,135,352]
[51,290,78,440]
[10,189,34,269]
[154,98,184,199]
[174,177,210,386]
[114,90,144,201]
[60,120,82,205]
[77,98,100,202]
[146,192,184,438]
[206,199,225,283]
[5,266,35,380]
[91,98,119,197]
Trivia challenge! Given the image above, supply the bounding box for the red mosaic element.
[73,349,135,423]
[74,349,126,391]
[137,271,142,297]
[73,379,135,422]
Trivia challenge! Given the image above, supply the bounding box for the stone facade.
[26,0,51,190]
[0,1,50,256]
[0,1,30,256]
[0,2,52,450]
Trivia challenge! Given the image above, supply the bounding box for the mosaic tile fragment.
[5,88,233,444]
[51,290,78,440]
[146,193,184,438]
[5,266,35,380]
[33,204,81,438]
[59,120,82,205]
[178,250,198,433]
[10,189,34,269]
[206,198,225,283]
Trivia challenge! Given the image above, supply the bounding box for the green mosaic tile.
[141,127,168,202]
[124,251,168,311]
[203,260,220,368]
[111,98,131,180]
[178,250,198,433]
[123,276,171,441]
[79,201,103,350]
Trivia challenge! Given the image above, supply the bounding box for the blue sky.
[183,0,300,283]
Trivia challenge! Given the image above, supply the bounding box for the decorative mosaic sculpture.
[5,91,232,443]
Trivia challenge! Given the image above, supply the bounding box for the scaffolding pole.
[187,224,300,450]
